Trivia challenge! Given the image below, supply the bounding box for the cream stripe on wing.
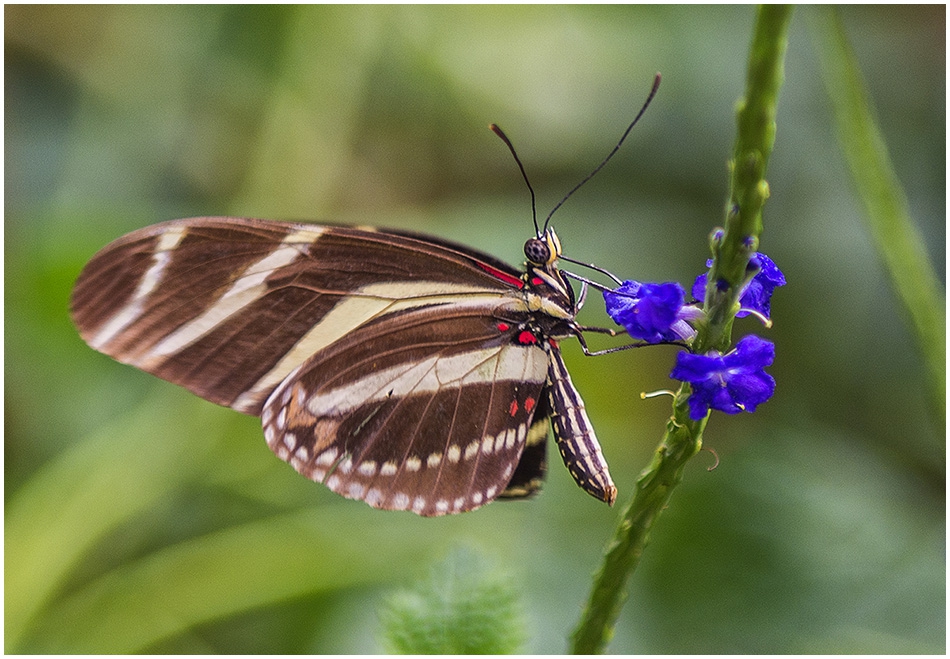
[89,226,187,351]
[300,343,548,417]
[133,227,324,369]
[232,285,517,413]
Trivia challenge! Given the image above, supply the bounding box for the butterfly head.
[524,227,562,267]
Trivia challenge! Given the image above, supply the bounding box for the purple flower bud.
[692,252,785,320]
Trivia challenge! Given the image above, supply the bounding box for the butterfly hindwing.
[497,387,550,499]
[260,304,550,515]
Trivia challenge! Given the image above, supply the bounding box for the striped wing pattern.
[71,218,521,414]
[70,216,614,515]
[261,306,551,515]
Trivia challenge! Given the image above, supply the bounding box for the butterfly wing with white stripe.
[261,301,551,516]
[70,217,528,415]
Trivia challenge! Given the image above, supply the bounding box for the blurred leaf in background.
[379,545,526,654]
[5,5,944,653]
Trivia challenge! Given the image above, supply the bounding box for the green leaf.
[5,395,223,651]
[379,546,526,654]
[22,507,433,653]
[809,6,946,431]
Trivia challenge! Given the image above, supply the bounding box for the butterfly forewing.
[70,217,523,414]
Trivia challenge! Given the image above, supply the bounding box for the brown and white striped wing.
[70,217,524,416]
[261,304,550,516]
[69,216,622,514]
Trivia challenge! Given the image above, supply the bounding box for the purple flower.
[670,335,776,420]
[692,253,785,319]
[604,280,699,343]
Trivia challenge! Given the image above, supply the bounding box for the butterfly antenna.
[542,72,661,233]
[490,123,540,237]
[560,255,624,286]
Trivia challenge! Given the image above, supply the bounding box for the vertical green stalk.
[569,6,792,653]
[809,7,945,431]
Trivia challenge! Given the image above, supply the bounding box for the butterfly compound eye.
[524,237,550,265]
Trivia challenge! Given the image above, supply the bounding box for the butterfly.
[70,75,660,516]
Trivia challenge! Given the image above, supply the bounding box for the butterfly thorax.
[522,265,576,320]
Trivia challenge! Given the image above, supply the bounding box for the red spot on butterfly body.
[478,263,524,289]
[531,276,544,286]
[509,400,519,416]
[518,330,537,345]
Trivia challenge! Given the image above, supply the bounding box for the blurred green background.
[5,5,944,653]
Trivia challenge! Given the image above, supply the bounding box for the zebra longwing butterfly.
[71,219,614,516]
[70,77,660,516]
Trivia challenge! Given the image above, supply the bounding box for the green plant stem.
[570,394,705,654]
[702,4,792,352]
[569,6,792,653]
[810,7,946,431]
